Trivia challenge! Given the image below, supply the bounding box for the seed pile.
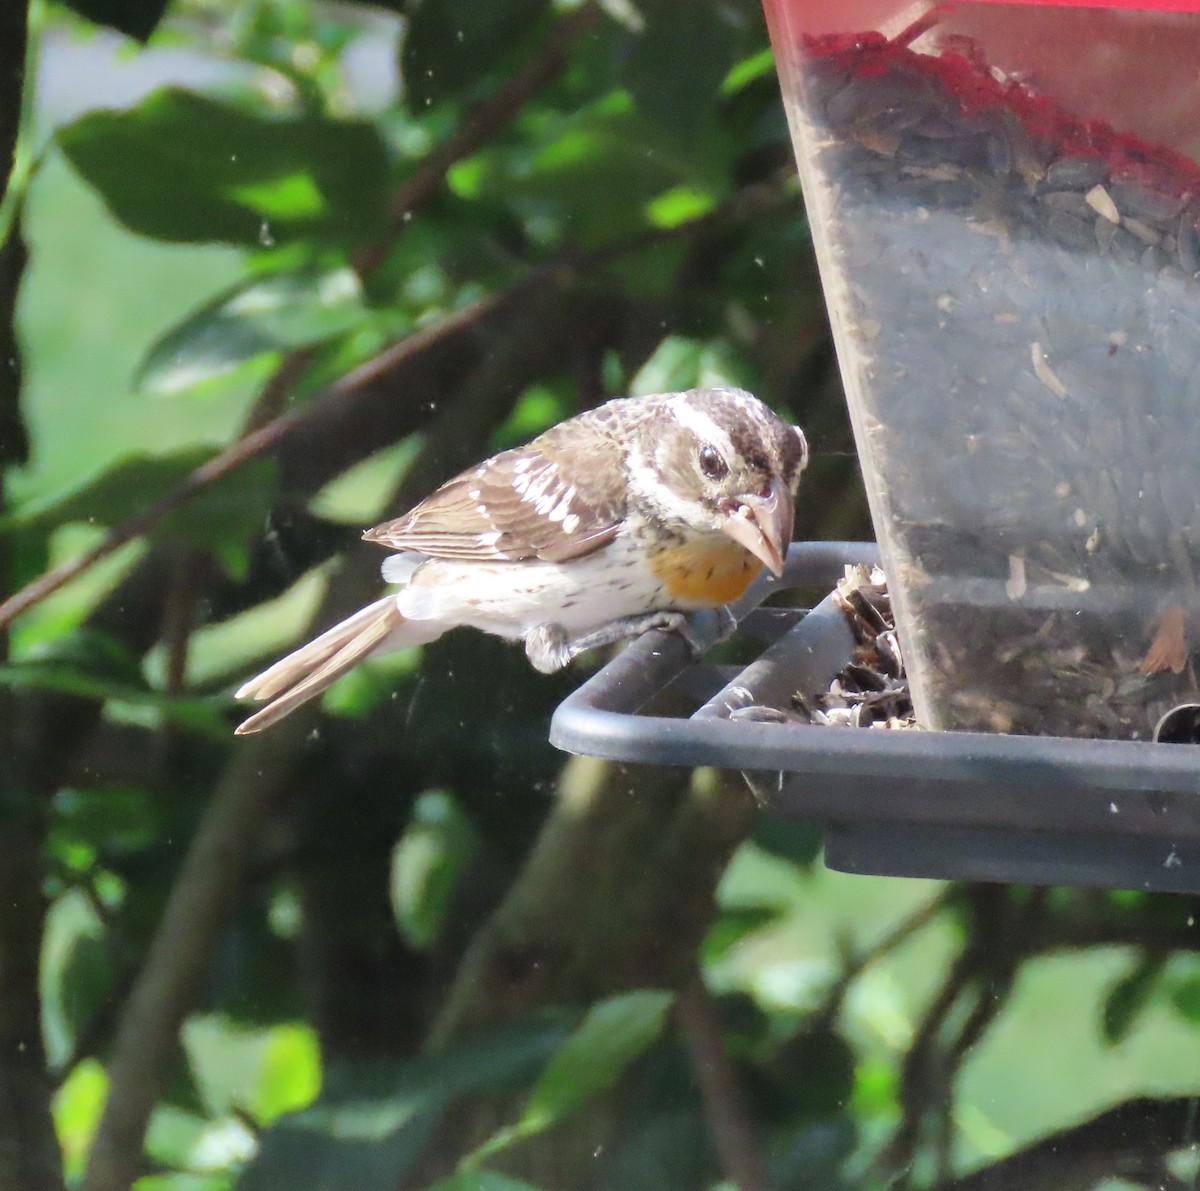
[801,30,1200,737]
[793,564,915,729]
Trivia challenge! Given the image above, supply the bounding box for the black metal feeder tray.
[550,542,1200,895]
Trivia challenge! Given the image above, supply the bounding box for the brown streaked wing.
[363,433,627,563]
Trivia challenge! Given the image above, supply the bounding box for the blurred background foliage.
[2,0,1200,1189]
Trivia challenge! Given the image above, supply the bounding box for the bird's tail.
[234,596,441,735]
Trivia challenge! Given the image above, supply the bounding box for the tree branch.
[0,278,528,632]
[677,972,769,1191]
[355,4,599,275]
[0,174,795,637]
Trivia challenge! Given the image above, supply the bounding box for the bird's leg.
[524,607,736,673]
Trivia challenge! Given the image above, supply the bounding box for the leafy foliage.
[135,266,368,396]
[59,89,390,247]
[6,1,1199,1190]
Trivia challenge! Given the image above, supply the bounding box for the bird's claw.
[525,606,738,672]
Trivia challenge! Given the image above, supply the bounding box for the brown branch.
[817,891,952,1027]
[80,713,315,1191]
[0,2,608,633]
[0,279,528,632]
[160,551,202,698]
[0,175,797,637]
[933,1096,1200,1191]
[355,4,598,274]
[677,972,769,1191]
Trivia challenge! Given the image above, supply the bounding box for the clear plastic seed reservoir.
[764,0,1200,738]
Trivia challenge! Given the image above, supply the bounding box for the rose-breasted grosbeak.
[235,387,808,734]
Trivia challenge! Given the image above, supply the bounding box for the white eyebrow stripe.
[626,442,698,523]
[668,395,736,460]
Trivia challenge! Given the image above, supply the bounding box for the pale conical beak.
[718,476,794,578]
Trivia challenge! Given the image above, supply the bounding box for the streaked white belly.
[393,538,668,638]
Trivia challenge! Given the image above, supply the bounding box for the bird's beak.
[719,476,794,578]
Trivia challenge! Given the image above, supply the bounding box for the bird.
[235,387,809,734]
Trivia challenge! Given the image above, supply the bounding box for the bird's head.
[628,388,809,576]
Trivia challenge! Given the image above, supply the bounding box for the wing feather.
[364,414,631,563]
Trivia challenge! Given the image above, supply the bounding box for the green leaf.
[136,267,367,396]
[61,0,169,41]
[53,1060,109,1181]
[468,990,675,1167]
[630,336,756,396]
[1102,952,1168,1045]
[618,0,748,141]
[479,94,731,249]
[134,1175,232,1191]
[49,785,159,867]
[183,1019,322,1123]
[0,448,277,576]
[240,1014,570,1191]
[1170,974,1200,1022]
[23,626,144,688]
[59,89,390,247]
[645,185,718,230]
[389,790,479,950]
[722,48,777,96]
[523,990,674,1128]
[257,1026,323,1124]
[402,0,552,111]
[700,906,780,965]
[0,662,229,735]
[430,1174,545,1191]
[60,934,116,1049]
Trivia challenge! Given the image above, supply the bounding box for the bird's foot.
[525,608,734,673]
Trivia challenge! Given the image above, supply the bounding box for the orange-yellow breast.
[648,537,764,606]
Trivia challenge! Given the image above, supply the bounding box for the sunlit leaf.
[390,790,479,950]
[699,906,781,965]
[59,89,390,247]
[477,94,731,248]
[469,990,674,1165]
[136,267,367,396]
[645,185,718,229]
[722,48,777,95]
[491,384,570,449]
[241,1014,570,1191]
[630,336,756,397]
[54,1060,109,1181]
[22,626,144,687]
[257,1025,323,1124]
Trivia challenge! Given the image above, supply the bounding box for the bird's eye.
[698,445,728,480]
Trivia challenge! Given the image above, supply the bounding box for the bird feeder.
[552,3,1200,895]
[762,0,1200,740]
